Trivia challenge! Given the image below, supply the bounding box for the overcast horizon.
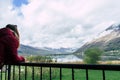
[0,0,120,49]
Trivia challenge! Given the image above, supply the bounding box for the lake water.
[51,54,83,63]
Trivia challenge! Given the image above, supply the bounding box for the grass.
[52,68,120,80]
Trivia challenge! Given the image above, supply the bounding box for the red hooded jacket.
[0,28,25,67]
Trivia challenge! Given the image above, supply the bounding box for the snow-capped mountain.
[105,24,120,31]
[95,24,120,40]
[74,23,120,53]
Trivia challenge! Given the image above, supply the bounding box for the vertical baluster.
[50,67,52,80]
[72,68,74,80]
[5,65,7,80]
[40,67,42,80]
[8,65,11,80]
[102,70,105,80]
[60,67,62,80]
[25,66,27,80]
[1,68,2,80]
[13,66,15,80]
[19,65,21,80]
[32,67,34,80]
[86,69,88,80]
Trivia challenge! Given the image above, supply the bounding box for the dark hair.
[6,24,19,38]
[6,24,17,31]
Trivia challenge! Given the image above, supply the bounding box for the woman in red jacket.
[0,24,25,68]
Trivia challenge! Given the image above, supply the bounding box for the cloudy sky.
[0,0,120,48]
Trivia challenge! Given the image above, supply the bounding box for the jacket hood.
[0,28,12,37]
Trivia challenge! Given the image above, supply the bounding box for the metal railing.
[0,63,120,80]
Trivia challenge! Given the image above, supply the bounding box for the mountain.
[18,44,58,56]
[74,24,120,54]
[18,44,76,56]
[43,47,77,54]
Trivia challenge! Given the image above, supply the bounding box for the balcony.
[0,63,120,80]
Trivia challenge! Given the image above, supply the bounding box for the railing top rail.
[5,62,120,71]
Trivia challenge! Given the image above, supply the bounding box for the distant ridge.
[18,44,56,56]
[18,44,75,56]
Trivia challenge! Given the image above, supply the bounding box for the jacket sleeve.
[3,32,25,63]
[0,43,5,68]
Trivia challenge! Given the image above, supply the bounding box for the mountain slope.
[74,24,120,53]
[18,44,57,56]
[43,47,77,54]
[18,44,75,56]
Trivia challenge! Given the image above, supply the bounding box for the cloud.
[0,0,24,28]
[1,0,120,48]
[0,0,15,26]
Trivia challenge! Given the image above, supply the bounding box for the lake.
[51,54,83,63]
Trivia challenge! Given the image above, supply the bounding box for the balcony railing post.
[60,67,62,80]
[1,68,2,80]
[102,70,105,80]
[72,68,74,80]
[32,67,34,80]
[50,67,52,80]
[8,65,11,80]
[40,67,42,80]
[86,69,88,80]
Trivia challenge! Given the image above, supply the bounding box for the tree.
[83,48,103,64]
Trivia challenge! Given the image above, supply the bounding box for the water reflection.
[51,54,83,62]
